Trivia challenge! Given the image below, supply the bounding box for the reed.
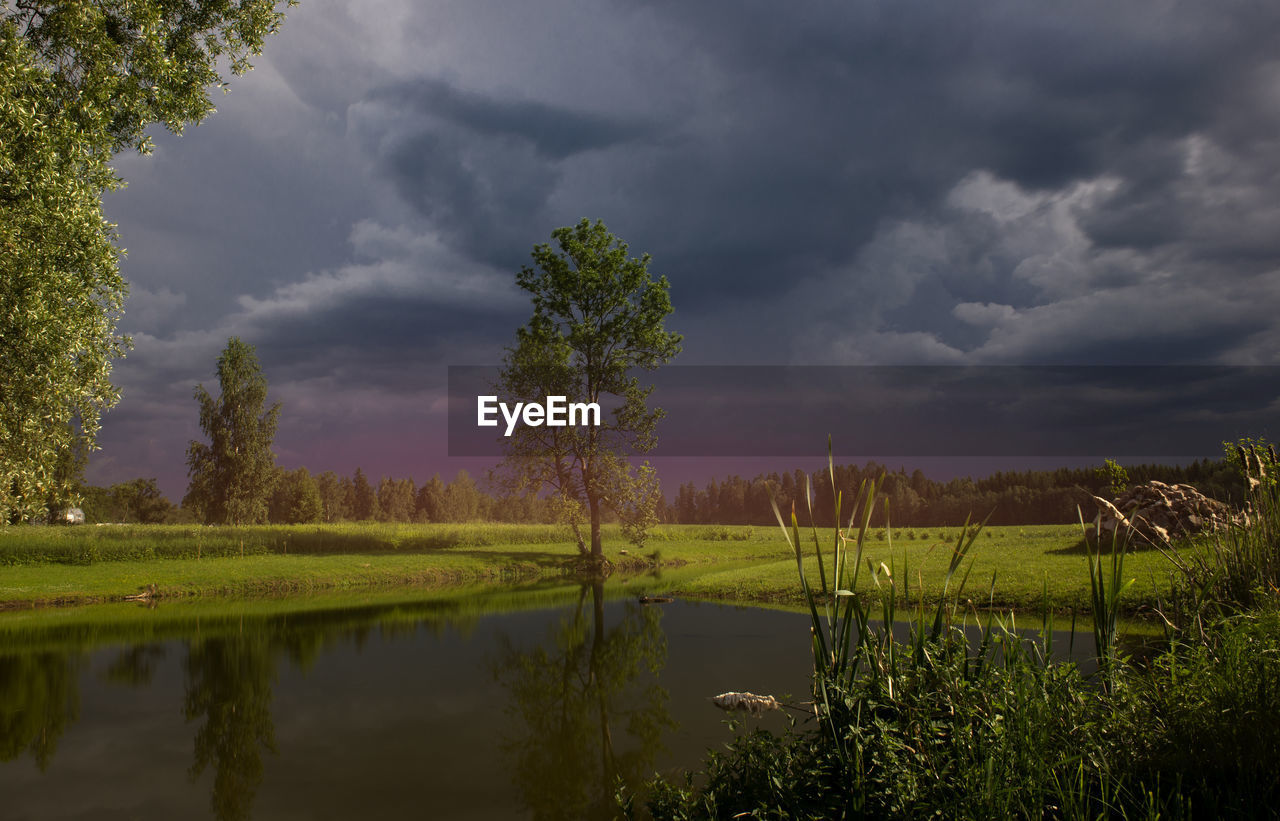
[1144,443,1280,639]
[1080,506,1135,686]
[768,441,991,767]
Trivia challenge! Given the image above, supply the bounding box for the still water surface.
[0,584,814,820]
[0,583,1096,819]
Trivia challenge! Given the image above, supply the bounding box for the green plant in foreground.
[635,443,1140,819]
[1153,440,1280,639]
[766,442,991,771]
[1080,505,1135,687]
[635,437,1280,819]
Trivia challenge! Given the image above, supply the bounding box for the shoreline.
[0,521,1186,618]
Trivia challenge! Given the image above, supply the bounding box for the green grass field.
[674,525,1187,613]
[0,521,1189,615]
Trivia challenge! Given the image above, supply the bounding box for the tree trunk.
[570,520,588,555]
[588,492,602,558]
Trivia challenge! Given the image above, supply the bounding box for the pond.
[0,583,1097,819]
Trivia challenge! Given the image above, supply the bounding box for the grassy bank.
[0,570,739,655]
[0,522,779,609]
[0,521,1189,612]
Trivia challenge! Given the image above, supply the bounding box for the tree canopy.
[0,1,291,522]
[499,219,681,562]
[3,0,291,154]
[185,338,280,525]
[1,24,125,522]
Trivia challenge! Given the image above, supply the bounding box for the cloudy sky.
[92,0,1280,498]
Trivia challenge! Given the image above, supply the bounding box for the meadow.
[1,520,1187,614]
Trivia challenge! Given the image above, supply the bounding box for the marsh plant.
[1096,440,1280,644]
[636,442,1280,820]
[1081,505,1134,688]
[1154,443,1280,636]
[767,462,992,767]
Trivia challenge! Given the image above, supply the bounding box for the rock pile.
[1095,481,1241,544]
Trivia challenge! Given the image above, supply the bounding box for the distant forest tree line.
[74,467,550,526]
[73,456,1244,527]
[669,458,1243,528]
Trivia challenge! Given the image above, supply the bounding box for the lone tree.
[499,219,681,565]
[185,338,280,525]
[0,2,291,522]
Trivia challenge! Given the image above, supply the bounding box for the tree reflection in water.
[493,581,675,819]
[184,632,277,821]
[1,585,687,818]
[102,643,167,686]
[0,652,80,771]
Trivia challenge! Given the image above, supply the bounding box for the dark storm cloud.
[372,79,654,160]
[107,106,371,331]
[88,0,1280,494]
[249,293,524,389]
[107,0,1278,370]
[630,0,1280,304]
[352,77,658,269]
[344,0,1280,365]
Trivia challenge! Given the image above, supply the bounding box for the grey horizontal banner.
[447,365,1279,458]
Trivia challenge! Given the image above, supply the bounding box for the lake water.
[0,584,817,820]
[0,583,1097,820]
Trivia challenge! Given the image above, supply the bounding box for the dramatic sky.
[92,0,1280,498]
